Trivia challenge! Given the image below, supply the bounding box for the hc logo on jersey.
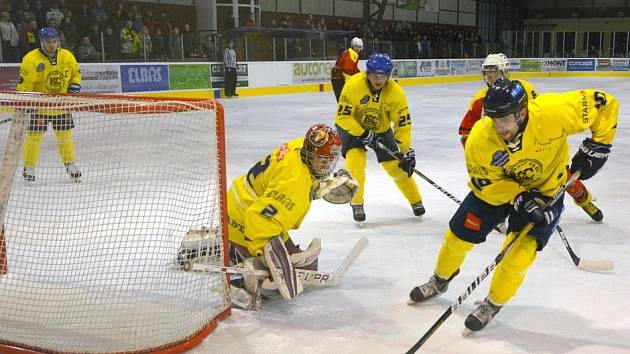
[45,71,65,92]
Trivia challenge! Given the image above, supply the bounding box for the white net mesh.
[0,92,230,353]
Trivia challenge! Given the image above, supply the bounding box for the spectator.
[74,3,90,38]
[190,43,206,60]
[90,0,107,23]
[151,27,166,61]
[181,23,194,57]
[143,10,155,35]
[169,27,182,60]
[32,0,46,29]
[154,12,171,55]
[132,12,143,34]
[102,27,118,61]
[223,39,238,97]
[268,19,278,28]
[119,20,139,59]
[19,19,39,56]
[201,35,216,61]
[280,14,291,29]
[0,10,19,62]
[45,2,64,28]
[58,10,76,50]
[76,36,99,62]
[87,22,101,50]
[46,18,57,30]
[139,25,152,59]
[244,13,255,27]
[109,9,126,35]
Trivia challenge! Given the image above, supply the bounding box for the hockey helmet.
[39,27,59,43]
[39,27,59,55]
[482,53,510,85]
[484,78,528,118]
[366,53,393,76]
[301,124,342,181]
[350,37,364,50]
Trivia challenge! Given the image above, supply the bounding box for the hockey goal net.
[0,92,230,353]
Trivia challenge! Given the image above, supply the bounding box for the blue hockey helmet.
[39,27,59,43]
[484,78,528,118]
[366,53,393,76]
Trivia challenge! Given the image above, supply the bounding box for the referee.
[223,39,238,98]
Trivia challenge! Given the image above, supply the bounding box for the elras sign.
[121,65,169,92]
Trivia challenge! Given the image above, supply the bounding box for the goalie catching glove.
[314,169,359,204]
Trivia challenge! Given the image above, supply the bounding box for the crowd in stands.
[0,0,219,63]
[253,12,483,60]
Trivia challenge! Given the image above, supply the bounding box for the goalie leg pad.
[263,236,303,300]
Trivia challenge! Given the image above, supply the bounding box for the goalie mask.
[301,124,341,181]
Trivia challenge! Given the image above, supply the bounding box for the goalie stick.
[184,236,369,287]
[556,225,614,272]
[405,171,580,353]
[376,141,610,273]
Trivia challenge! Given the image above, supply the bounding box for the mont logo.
[128,67,162,83]
[543,59,565,66]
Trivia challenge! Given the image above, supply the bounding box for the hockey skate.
[23,166,35,183]
[351,203,366,227]
[579,201,603,223]
[464,297,502,332]
[65,163,82,183]
[408,272,450,305]
[411,201,425,218]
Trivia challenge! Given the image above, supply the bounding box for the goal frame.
[0,91,231,354]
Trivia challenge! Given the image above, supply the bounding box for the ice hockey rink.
[197,76,630,354]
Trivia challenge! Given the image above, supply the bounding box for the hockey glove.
[360,130,380,149]
[570,137,611,180]
[67,83,81,93]
[396,148,416,177]
[514,189,555,226]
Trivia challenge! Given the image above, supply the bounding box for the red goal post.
[0,91,230,353]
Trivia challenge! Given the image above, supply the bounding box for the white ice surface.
[196,77,630,354]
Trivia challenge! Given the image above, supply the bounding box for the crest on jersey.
[491,150,509,167]
[362,108,380,129]
[505,159,543,186]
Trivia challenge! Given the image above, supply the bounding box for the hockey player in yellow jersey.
[226,124,358,307]
[335,52,423,225]
[460,53,604,222]
[409,79,617,332]
[17,27,82,183]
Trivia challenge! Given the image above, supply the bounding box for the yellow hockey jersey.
[335,72,413,151]
[465,90,618,206]
[227,138,316,255]
[17,48,81,94]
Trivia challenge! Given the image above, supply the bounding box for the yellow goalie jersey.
[335,72,412,151]
[227,138,315,255]
[17,48,81,94]
[465,90,618,206]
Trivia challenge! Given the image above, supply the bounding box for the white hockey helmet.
[482,53,510,86]
[350,37,363,50]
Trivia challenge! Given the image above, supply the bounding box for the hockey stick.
[405,171,580,353]
[555,225,614,272]
[185,236,369,287]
